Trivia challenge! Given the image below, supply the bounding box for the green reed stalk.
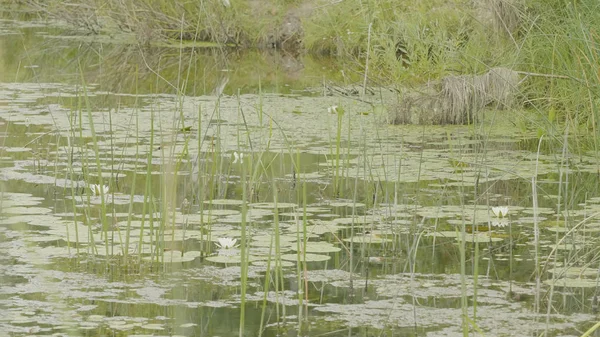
[334,106,344,196]
[258,233,274,337]
[301,171,309,325]
[196,104,204,231]
[108,108,120,257]
[509,218,513,294]
[78,62,108,257]
[546,130,569,330]
[66,109,80,256]
[124,109,140,262]
[164,111,192,265]
[459,216,468,337]
[138,110,155,266]
[77,96,96,256]
[452,132,467,336]
[533,136,543,317]
[239,154,248,337]
[468,136,478,323]
[293,149,308,332]
[581,321,600,337]
[271,166,285,323]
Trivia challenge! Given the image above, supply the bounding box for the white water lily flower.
[491,206,509,218]
[215,237,238,249]
[90,184,109,196]
[233,152,244,164]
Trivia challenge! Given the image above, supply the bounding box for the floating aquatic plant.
[232,152,244,164]
[491,206,509,218]
[90,184,109,196]
[215,237,239,249]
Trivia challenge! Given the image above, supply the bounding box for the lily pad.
[206,254,248,264]
[250,202,298,209]
[455,233,504,243]
[343,235,392,244]
[544,278,598,288]
[292,242,341,253]
[2,206,52,214]
[334,216,382,225]
[204,199,244,206]
[329,202,366,208]
[281,253,331,262]
[201,209,239,216]
[547,266,598,278]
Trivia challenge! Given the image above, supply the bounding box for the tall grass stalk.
[459,214,468,337]
[258,232,274,337]
[138,110,155,266]
[301,171,309,325]
[533,136,543,317]
[107,108,120,257]
[239,152,248,337]
[78,62,108,258]
[545,129,570,329]
[77,95,97,256]
[453,137,468,336]
[66,109,80,257]
[293,149,308,332]
[271,165,285,324]
[196,104,204,232]
[123,114,138,262]
[468,135,479,323]
[334,106,343,196]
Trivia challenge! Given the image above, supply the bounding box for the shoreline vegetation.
[6,0,600,128]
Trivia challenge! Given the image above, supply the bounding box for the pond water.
[1,12,600,337]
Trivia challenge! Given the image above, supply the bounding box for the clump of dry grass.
[389,67,520,124]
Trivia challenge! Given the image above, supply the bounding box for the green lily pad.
[456,233,504,243]
[251,260,295,267]
[250,202,298,209]
[281,253,331,262]
[334,216,382,225]
[204,199,244,206]
[206,254,247,264]
[329,202,366,208]
[544,278,598,288]
[303,223,344,235]
[141,323,165,330]
[279,212,313,218]
[201,209,239,216]
[3,206,52,214]
[547,266,598,278]
[292,242,341,253]
[343,235,392,244]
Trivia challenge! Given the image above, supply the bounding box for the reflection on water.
[1,13,600,337]
[0,14,347,96]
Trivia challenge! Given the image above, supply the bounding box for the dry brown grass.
[389,67,521,124]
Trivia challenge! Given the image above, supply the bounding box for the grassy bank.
[12,0,600,129]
